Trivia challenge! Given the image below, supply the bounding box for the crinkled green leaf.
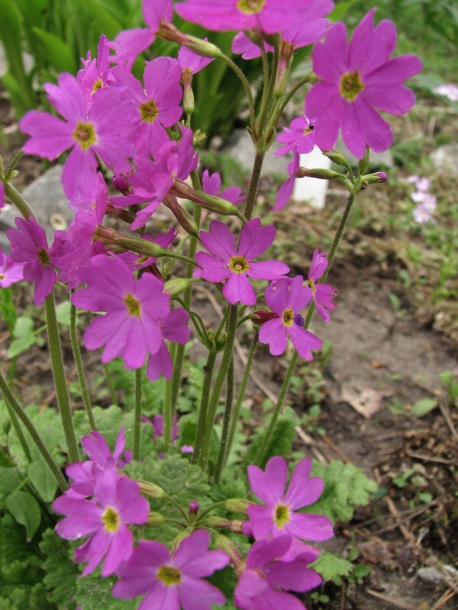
[40,529,79,609]
[75,573,138,610]
[243,407,299,469]
[7,316,38,358]
[310,552,353,581]
[306,461,378,523]
[5,491,41,541]
[28,460,58,503]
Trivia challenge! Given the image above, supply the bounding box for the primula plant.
[0,1,421,608]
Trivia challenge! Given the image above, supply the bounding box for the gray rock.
[416,567,443,585]
[0,165,72,251]
[221,129,292,178]
[431,144,458,177]
[335,135,394,168]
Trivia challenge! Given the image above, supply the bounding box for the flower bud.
[112,174,132,195]
[163,195,200,238]
[164,277,201,299]
[205,516,230,529]
[146,511,166,527]
[322,149,351,168]
[251,309,278,326]
[183,83,195,116]
[117,236,165,258]
[136,480,165,499]
[296,167,344,180]
[223,498,251,514]
[158,23,223,59]
[362,171,387,184]
[189,501,199,515]
[214,534,245,572]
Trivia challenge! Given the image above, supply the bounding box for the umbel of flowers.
[0,0,421,607]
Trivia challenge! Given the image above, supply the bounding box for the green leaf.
[74,0,124,40]
[306,461,378,523]
[75,573,137,610]
[32,27,77,73]
[28,460,58,503]
[5,491,41,541]
[55,301,71,327]
[0,467,21,497]
[8,316,38,359]
[243,407,299,469]
[328,0,359,22]
[40,529,79,609]
[411,397,438,417]
[0,448,15,469]
[310,552,353,581]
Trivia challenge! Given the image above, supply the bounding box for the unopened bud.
[137,480,165,499]
[362,171,387,184]
[322,149,351,169]
[112,174,132,195]
[146,511,166,527]
[205,516,230,529]
[164,277,201,299]
[158,23,223,59]
[163,195,200,238]
[344,179,356,195]
[224,499,251,514]
[172,180,239,216]
[189,501,199,515]
[117,236,165,258]
[296,167,343,180]
[183,82,195,116]
[251,310,278,326]
[214,534,245,571]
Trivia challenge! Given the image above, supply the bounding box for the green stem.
[220,54,256,136]
[133,368,143,461]
[243,151,265,221]
[256,43,280,139]
[227,333,259,460]
[200,305,238,470]
[3,182,35,220]
[103,362,117,405]
[254,191,357,466]
[191,350,217,465]
[213,356,234,483]
[275,74,316,122]
[162,252,199,267]
[3,151,23,181]
[45,293,79,463]
[163,347,175,454]
[164,493,188,521]
[70,301,96,430]
[0,371,68,491]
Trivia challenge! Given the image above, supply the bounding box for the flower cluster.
[407,175,436,224]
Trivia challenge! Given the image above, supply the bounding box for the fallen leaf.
[341,385,388,418]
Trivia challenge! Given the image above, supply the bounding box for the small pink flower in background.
[0,249,25,287]
[53,465,149,576]
[407,175,430,192]
[109,0,173,69]
[234,535,322,610]
[246,456,333,543]
[196,218,289,306]
[275,116,316,157]
[6,216,58,305]
[306,9,422,158]
[175,0,300,34]
[258,276,322,360]
[308,249,338,323]
[275,151,300,211]
[19,73,135,204]
[433,83,458,102]
[202,169,245,206]
[413,204,432,224]
[77,34,112,107]
[112,529,229,609]
[111,57,183,157]
[71,254,170,369]
[141,414,179,442]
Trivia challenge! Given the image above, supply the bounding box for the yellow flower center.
[124,293,141,317]
[309,277,317,294]
[156,565,181,586]
[339,71,365,102]
[0,273,6,280]
[140,99,159,123]
[229,256,250,274]
[274,503,290,528]
[303,125,314,136]
[102,506,120,532]
[92,79,103,94]
[237,0,267,15]
[281,308,294,327]
[72,122,97,150]
[37,248,51,267]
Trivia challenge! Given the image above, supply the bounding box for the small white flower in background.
[421,193,437,211]
[433,84,458,102]
[413,204,432,224]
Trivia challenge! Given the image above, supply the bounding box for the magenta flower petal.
[288,324,323,360]
[247,260,290,280]
[200,220,236,261]
[283,458,324,509]
[101,524,133,576]
[248,456,288,505]
[288,512,334,541]
[258,318,288,356]
[146,341,173,381]
[222,273,256,306]
[19,111,73,159]
[173,531,229,576]
[109,28,155,69]
[266,558,322,592]
[195,252,231,283]
[238,218,275,261]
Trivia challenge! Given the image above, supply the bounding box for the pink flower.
[111,57,183,157]
[71,254,170,369]
[178,43,214,75]
[19,73,134,204]
[258,276,322,360]
[308,250,338,323]
[0,249,24,287]
[234,535,322,610]
[53,465,149,576]
[119,228,177,272]
[109,0,173,70]
[6,216,58,305]
[146,308,190,381]
[77,34,112,107]
[306,10,422,158]
[175,0,301,34]
[246,456,333,544]
[196,218,289,306]
[112,530,230,609]
[275,151,300,211]
[202,169,245,206]
[275,116,316,157]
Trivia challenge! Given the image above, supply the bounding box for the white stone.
[293,146,331,209]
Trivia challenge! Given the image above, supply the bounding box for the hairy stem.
[70,301,96,430]
[213,356,234,483]
[133,368,143,461]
